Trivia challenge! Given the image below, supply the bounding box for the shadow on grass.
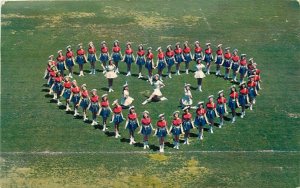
[164,141,173,148]
[190,132,198,138]
[149,144,159,151]
[105,131,115,137]
[45,94,53,98]
[120,138,130,143]
[42,83,49,87]
[133,142,144,148]
[41,88,49,92]
[100,87,109,92]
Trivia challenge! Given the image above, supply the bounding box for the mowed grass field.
[1,0,300,187]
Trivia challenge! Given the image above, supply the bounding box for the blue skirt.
[145,60,153,70]
[194,53,202,61]
[53,82,63,94]
[182,121,192,132]
[88,54,96,63]
[204,54,212,63]
[100,107,111,118]
[66,58,74,67]
[124,54,133,64]
[48,78,54,87]
[80,98,89,109]
[156,127,167,137]
[175,54,183,63]
[141,125,152,136]
[184,54,192,63]
[194,116,206,127]
[166,57,175,67]
[248,87,256,99]
[100,53,109,62]
[90,102,99,113]
[217,104,226,115]
[113,114,123,124]
[206,109,216,120]
[63,88,71,99]
[232,63,239,72]
[228,98,237,110]
[171,126,182,136]
[72,94,80,104]
[157,60,166,71]
[112,53,121,62]
[136,56,146,66]
[239,66,247,75]
[223,59,231,68]
[76,55,85,65]
[215,56,223,65]
[126,120,138,131]
[238,94,248,106]
[57,62,65,71]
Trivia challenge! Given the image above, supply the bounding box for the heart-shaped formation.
[43,40,262,152]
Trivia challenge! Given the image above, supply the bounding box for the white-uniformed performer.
[180,83,193,108]
[120,82,134,108]
[194,58,206,91]
[104,59,118,92]
[142,74,167,105]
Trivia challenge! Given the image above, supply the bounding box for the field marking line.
[1,150,299,155]
[199,8,211,30]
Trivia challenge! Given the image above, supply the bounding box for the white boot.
[159,145,163,153]
[241,112,244,118]
[159,76,163,81]
[116,68,119,74]
[231,116,236,123]
[79,71,84,76]
[65,104,71,111]
[129,137,133,145]
[126,71,131,76]
[69,73,73,78]
[176,70,180,75]
[57,99,62,106]
[200,134,203,140]
[132,137,136,144]
[53,93,57,100]
[138,72,142,79]
[183,138,187,145]
[168,73,172,78]
[102,124,107,131]
[210,127,214,133]
[198,85,202,92]
[142,99,149,105]
[186,69,189,74]
[250,104,253,111]
[143,142,147,149]
[83,113,88,121]
[89,69,93,74]
[186,138,190,145]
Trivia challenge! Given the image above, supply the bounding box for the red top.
[183,47,191,54]
[254,75,260,82]
[157,53,164,60]
[101,47,108,53]
[72,86,80,94]
[91,95,99,103]
[206,102,216,109]
[194,47,202,53]
[196,108,206,116]
[77,49,85,56]
[81,90,89,98]
[240,88,248,95]
[137,50,145,56]
[216,49,223,55]
[172,118,182,126]
[88,47,96,54]
[50,71,56,77]
[128,113,137,120]
[147,52,154,60]
[174,48,182,54]
[205,48,212,54]
[166,50,174,57]
[112,46,121,53]
[64,81,72,88]
[248,81,256,87]
[55,76,63,83]
[217,97,227,104]
[57,55,65,62]
[101,100,109,107]
[255,69,261,75]
[182,113,192,121]
[229,92,239,99]
[66,51,74,58]
[157,120,167,128]
[224,53,232,59]
[232,55,240,62]
[240,59,247,66]
[248,64,254,70]
[141,117,151,125]
[125,48,133,55]
[113,106,122,113]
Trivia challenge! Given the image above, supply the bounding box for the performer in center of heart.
[142,74,167,105]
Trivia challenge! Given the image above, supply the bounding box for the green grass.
[1,0,300,187]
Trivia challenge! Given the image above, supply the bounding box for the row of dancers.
[44,73,260,153]
[44,40,260,87]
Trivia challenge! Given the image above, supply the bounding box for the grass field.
[1,0,300,187]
